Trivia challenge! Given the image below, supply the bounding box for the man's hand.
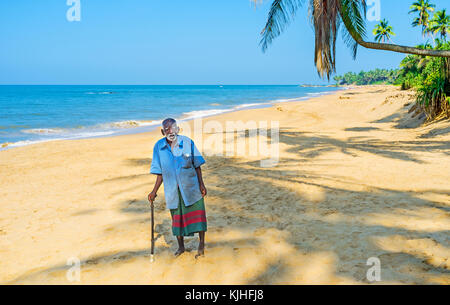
[148,191,157,203]
[199,183,207,197]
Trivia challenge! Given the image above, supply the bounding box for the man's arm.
[148,174,163,203]
[195,166,207,197]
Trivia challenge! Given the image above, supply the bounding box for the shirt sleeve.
[191,139,205,168]
[150,142,162,175]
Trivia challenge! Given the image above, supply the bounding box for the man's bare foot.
[174,247,185,257]
[195,244,205,259]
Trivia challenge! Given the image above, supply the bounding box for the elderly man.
[148,118,207,258]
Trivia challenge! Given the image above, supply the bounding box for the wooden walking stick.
[150,198,155,262]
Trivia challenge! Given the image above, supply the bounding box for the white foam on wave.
[181,108,232,120]
[22,128,65,135]
[1,130,117,150]
[234,102,269,109]
[180,102,274,121]
[307,92,323,97]
[2,119,164,150]
[99,120,162,129]
[272,97,306,103]
[1,139,53,148]
[21,120,162,137]
[86,91,116,95]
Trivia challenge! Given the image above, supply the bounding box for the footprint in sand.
[85,259,99,265]
[114,254,132,261]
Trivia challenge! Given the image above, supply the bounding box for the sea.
[0,85,342,149]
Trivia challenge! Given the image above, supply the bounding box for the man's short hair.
[162,118,176,127]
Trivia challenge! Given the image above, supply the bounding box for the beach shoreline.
[1,85,449,284]
[0,85,344,150]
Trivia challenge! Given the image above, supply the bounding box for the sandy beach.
[1,85,449,284]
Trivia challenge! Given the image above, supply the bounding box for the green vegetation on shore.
[396,0,449,120]
[398,40,450,119]
[334,69,400,86]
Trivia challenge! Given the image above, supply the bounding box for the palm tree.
[430,9,450,41]
[254,0,450,79]
[333,75,343,85]
[373,19,396,43]
[409,0,435,37]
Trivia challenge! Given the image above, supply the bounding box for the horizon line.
[0,84,335,86]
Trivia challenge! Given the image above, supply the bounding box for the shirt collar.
[161,135,183,150]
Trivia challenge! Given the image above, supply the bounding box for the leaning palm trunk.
[349,36,450,58]
[338,7,450,58]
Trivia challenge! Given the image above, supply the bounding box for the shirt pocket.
[181,153,193,169]
[180,167,197,189]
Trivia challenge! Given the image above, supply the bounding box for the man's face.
[162,122,179,142]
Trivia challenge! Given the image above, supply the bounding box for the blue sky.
[0,0,448,85]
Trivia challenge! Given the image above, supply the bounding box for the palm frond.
[309,0,343,79]
[339,0,367,59]
[259,0,305,52]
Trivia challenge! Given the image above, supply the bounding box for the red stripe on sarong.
[172,213,206,224]
[172,210,205,221]
[172,216,207,228]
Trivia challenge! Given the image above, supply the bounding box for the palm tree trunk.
[337,5,450,58]
[356,40,450,57]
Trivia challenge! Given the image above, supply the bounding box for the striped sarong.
[170,188,207,236]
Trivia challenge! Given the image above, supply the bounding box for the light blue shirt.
[150,135,206,210]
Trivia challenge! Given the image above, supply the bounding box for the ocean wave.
[2,119,164,149]
[181,109,235,120]
[306,92,323,97]
[270,97,303,103]
[273,91,337,103]
[86,91,117,95]
[99,120,162,129]
[234,103,269,109]
[181,102,276,121]
[306,91,336,97]
[1,138,59,149]
[1,130,118,150]
[22,128,65,134]
[21,120,162,136]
